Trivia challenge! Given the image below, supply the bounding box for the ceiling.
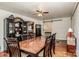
[0,2,76,20]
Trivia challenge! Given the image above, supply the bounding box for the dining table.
[19,36,46,57]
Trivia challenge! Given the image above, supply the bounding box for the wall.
[52,17,71,40]
[72,4,79,56]
[0,9,43,51]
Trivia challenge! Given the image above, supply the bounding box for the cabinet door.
[6,18,14,37]
[22,22,27,34]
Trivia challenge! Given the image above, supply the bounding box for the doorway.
[35,24,41,37]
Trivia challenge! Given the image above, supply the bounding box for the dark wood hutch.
[4,15,34,41]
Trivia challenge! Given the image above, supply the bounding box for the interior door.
[35,24,41,37]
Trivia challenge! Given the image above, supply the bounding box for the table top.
[19,36,46,54]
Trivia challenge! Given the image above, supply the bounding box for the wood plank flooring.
[53,41,76,57]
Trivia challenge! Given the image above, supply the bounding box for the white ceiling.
[0,2,76,20]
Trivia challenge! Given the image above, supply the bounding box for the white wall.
[52,17,71,40]
[0,9,43,51]
[72,4,79,56]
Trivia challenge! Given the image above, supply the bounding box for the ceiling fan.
[33,9,49,16]
[33,9,62,22]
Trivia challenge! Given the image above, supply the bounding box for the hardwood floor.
[0,40,76,57]
[0,51,9,57]
[53,40,76,57]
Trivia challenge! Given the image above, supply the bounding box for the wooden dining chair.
[4,37,21,57]
[51,33,56,54]
[43,35,53,57]
[43,33,56,57]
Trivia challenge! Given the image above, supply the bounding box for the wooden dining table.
[19,36,46,56]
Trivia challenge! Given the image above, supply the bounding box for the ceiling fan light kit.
[33,9,49,16]
[38,13,42,16]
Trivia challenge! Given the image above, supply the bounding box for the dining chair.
[43,35,53,57]
[43,33,56,57]
[51,33,56,54]
[4,37,21,57]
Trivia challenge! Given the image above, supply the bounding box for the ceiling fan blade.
[36,10,42,12]
[43,12,49,13]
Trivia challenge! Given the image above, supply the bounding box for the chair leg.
[19,51,21,57]
[43,48,45,57]
[53,46,55,54]
[48,50,50,57]
[48,49,52,57]
[50,50,52,57]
